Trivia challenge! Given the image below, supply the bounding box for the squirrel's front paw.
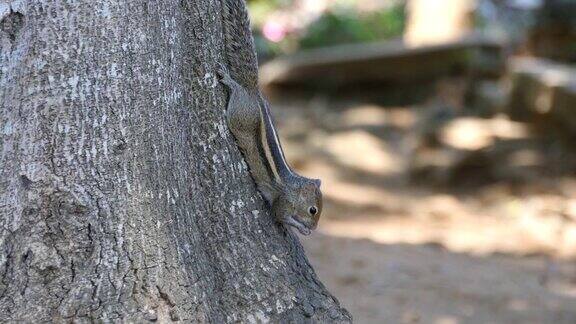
[282,215,315,236]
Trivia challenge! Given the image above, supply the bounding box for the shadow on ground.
[272,91,576,323]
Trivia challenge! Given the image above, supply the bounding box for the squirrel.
[217,65,322,235]
[217,0,322,235]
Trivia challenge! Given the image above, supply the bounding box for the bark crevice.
[0,9,24,43]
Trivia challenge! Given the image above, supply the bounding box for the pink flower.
[263,21,287,42]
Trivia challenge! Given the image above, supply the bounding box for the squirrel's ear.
[314,179,321,187]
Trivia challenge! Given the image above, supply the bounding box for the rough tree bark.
[0,1,351,322]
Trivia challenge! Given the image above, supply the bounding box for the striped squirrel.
[218,65,322,235]
[218,0,322,234]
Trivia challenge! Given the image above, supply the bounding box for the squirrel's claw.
[216,62,229,79]
[216,62,236,87]
[284,216,312,235]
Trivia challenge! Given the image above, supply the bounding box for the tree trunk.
[0,1,351,322]
[405,0,476,46]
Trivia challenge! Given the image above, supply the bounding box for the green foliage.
[250,2,406,58]
[299,5,406,50]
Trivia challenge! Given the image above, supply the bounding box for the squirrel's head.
[273,178,322,235]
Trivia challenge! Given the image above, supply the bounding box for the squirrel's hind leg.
[216,63,260,134]
[223,93,261,141]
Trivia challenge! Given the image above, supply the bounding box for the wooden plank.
[259,35,504,89]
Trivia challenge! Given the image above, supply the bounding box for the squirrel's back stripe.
[254,121,278,185]
[260,100,294,180]
[258,105,282,183]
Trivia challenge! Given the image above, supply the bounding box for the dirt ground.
[273,93,576,324]
[302,234,576,324]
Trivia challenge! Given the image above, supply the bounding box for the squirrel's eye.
[308,206,318,215]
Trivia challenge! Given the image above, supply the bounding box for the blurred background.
[248,0,576,323]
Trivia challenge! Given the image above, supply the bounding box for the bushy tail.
[221,0,259,90]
